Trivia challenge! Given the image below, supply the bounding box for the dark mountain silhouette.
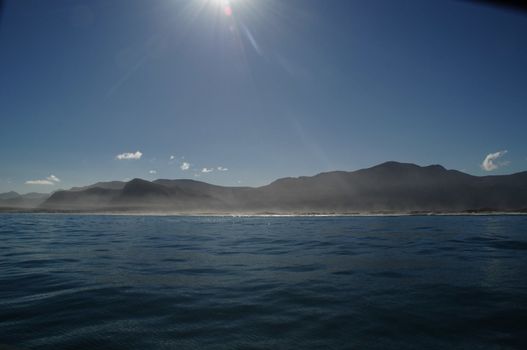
[0,191,19,200]
[0,192,50,209]
[34,161,527,213]
[2,162,526,213]
[69,181,126,191]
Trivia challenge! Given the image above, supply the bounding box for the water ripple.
[0,214,526,349]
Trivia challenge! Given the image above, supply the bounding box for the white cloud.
[202,167,214,173]
[169,155,175,160]
[149,170,157,174]
[217,166,228,171]
[116,151,142,160]
[26,179,54,185]
[47,174,60,183]
[26,174,61,185]
[482,150,508,171]
[180,162,190,170]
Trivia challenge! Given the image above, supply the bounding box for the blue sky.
[1,0,526,193]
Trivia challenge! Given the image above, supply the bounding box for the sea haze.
[1,214,526,349]
[3,162,527,214]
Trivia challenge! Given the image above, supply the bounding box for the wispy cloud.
[116,151,142,160]
[180,162,190,171]
[25,179,54,185]
[168,155,179,165]
[26,174,61,186]
[47,175,60,182]
[201,168,213,173]
[482,150,508,171]
[217,166,228,171]
[149,170,157,174]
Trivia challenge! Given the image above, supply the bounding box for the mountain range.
[1,161,527,214]
[0,191,50,209]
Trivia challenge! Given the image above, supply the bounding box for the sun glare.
[212,0,234,16]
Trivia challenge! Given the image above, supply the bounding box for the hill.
[34,161,527,214]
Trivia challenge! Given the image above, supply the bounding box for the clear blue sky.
[1,0,526,193]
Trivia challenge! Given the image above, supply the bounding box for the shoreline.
[1,208,527,217]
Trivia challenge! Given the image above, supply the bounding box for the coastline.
[1,208,527,217]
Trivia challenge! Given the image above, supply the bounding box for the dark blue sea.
[1,214,527,349]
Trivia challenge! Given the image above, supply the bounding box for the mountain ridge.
[2,162,527,213]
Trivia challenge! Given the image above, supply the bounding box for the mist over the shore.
[2,162,527,214]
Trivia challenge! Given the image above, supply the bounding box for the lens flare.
[214,0,233,16]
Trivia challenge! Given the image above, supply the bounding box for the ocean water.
[1,214,527,349]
